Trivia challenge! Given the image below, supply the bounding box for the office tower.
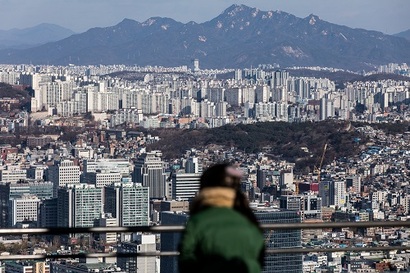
[105,183,149,227]
[279,171,294,192]
[160,211,189,273]
[257,168,268,190]
[0,181,53,227]
[48,160,80,197]
[334,180,346,208]
[319,180,334,207]
[346,176,361,193]
[57,184,102,228]
[117,235,157,273]
[302,194,323,220]
[0,182,10,227]
[319,180,346,208]
[9,194,41,227]
[254,208,302,273]
[185,157,201,174]
[280,194,322,220]
[133,152,167,199]
[280,195,302,211]
[6,181,53,200]
[171,172,201,201]
[38,198,58,228]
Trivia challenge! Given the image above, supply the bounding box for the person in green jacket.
[178,163,265,273]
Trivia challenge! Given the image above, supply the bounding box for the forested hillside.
[148,120,366,172]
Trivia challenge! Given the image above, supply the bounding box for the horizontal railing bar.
[261,221,410,230]
[0,221,409,261]
[1,221,409,235]
[266,246,410,254]
[2,246,410,260]
[0,251,179,261]
[0,225,185,235]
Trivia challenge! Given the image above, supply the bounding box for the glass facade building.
[57,184,102,228]
[105,183,149,227]
[254,209,303,273]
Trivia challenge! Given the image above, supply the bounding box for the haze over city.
[0,0,409,34]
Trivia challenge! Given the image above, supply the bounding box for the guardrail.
[1,221,410,260]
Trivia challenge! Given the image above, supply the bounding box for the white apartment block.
[48,160,80,197]
[242,86,256,104]
[200,100,215,118]
[9,194,41,226]
[40,80,74,110]
[180,97,199,116]
[110,109,143,127]
[215,101,227,117]
[0,71,19,85]
[87,90,119,112]
[254,102,276,119]
[86,171,122,188]
[121,90,142,109]
[0,167,27,183]
[83,158,131,176]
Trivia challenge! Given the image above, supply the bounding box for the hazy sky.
[0,0,408,34]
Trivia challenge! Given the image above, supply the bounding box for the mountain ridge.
[0,23,75,50]
[0,4,408,71]
[395,29,410,41]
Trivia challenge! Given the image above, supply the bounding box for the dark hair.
[191,163,261,231]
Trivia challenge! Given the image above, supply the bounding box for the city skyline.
[0,0,409,35]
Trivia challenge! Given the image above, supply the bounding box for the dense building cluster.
[0,63,409,272]
[0,63,409,132]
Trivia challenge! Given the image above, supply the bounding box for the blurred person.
[179,163,265,273]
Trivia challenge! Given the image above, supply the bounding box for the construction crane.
[313,143,328,183]
[295,143,328,194]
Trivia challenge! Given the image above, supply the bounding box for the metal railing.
[1,221,410,260]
